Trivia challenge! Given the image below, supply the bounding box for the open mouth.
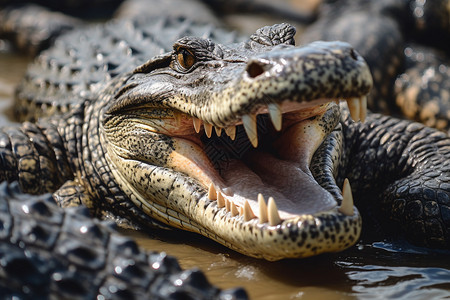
[165,96,367,225]
[102,33,372,259]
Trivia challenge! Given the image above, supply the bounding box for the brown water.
[1,46,450,300]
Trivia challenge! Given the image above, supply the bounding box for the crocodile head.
[101,23,373,261]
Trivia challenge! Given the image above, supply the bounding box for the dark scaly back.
[0,4,82,56]
[299,0,450,122]
[339,105,450,248]
[0,182,248,299]
[14,16,243,122]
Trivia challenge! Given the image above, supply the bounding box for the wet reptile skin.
[12,16,241,122]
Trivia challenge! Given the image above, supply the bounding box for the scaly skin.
[300,0,450,122]
[341,109,450,248]
[0,182,247,299]
[91,24,372,260]
[12,16,242,122]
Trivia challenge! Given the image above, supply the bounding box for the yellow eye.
[176,48,196,70]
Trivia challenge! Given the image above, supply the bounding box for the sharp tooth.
[242,114,258,148]
[243,200,256,221]
[258,194,268,224]
[217,192,225,208]
[268,197,282,226]
[225,126,236,140]
[214,126,222,136]
[339,178,354,216]
[225,198,231,211]
[268,103,282,131]
[347,98,361,122]
[360,96,367,123]
[193,117,202,133]
[231,202,239,216]
[208,184,217,200]
[204,123,213,138]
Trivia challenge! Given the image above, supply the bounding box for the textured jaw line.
[105,141,362,261]
[102,75,369,260]
[103,100,362,260]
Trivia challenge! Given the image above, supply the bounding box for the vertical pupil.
[183,51,189,65]
[178,49,193,69]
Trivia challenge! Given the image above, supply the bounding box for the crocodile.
[0,17,376,261]
[0,0,314,57]
[1,10,449,261]
[0,181,248,299]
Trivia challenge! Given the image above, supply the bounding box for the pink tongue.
[222,153,335,219]
[221,117,337,219]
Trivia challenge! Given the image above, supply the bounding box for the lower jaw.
[198,196,362,261]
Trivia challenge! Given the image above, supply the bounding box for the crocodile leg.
[53,179,89,207]
[341,108,450,248]
[0,121,72,194]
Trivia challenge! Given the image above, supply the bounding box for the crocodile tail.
[381,122,450,248]
[341,110,450,249]
[0,121,72,194]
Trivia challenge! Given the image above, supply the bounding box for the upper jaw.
[190,97,368,148]
[136,40,372,224]
[187,40,373,129]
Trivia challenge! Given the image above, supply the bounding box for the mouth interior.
[169,101,339,222]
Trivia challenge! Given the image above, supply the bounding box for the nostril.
[246,61,265,78]
[350,49,358,60]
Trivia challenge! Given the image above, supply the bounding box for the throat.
[201,110,339,219]
[150,103,342,223]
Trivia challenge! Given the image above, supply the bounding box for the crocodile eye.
[176,48,196,70]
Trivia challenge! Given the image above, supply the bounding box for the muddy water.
[1,49,450,300]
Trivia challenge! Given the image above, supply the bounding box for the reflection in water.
[1,49,450,300]
[130,227,450,300]
[337,243,450,299]
[346,264,450,298]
